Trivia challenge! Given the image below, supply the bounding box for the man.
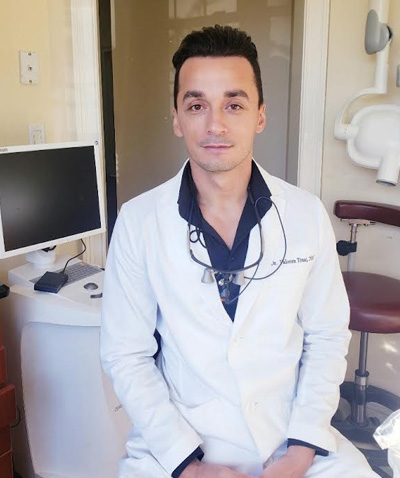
[101,25,378,478]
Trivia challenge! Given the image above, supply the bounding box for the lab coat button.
[233,336,244,345]
[246,401,258,413]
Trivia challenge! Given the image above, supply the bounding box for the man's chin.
[190,156,248,174]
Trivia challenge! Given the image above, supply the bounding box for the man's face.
[173,56,266,174]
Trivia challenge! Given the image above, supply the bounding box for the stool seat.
[343,271,400,334]
[334,200,400,227]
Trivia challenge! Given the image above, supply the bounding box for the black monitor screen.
[0,145,101,252]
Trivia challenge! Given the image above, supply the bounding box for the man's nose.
[206,109,228,136]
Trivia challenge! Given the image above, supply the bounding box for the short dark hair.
[172,24,264,109]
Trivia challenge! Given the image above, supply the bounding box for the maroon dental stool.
[332,200,400,476]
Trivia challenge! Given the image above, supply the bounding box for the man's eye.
[189,104,203,111]
[228,104,243,111]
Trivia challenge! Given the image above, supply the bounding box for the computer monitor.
[0,141,106,260]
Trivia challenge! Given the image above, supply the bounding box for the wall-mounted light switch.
[29,123,46,144]
[19,51,39,85]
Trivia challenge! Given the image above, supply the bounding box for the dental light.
[334,0,399,186]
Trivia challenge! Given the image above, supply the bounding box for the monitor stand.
[25,249,57,269]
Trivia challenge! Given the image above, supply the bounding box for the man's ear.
[173,109,183,137]
[256,103,267,134]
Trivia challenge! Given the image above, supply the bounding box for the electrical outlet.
[29,123,46,144]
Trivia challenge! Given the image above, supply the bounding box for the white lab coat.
[100,163,378,478]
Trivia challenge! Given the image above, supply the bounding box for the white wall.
[322,0,400,394]
[0,1,79,148]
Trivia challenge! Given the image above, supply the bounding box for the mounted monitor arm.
[334,0,399,186]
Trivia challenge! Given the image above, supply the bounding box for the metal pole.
[358,332,369,374]
[351,332,370,426]
[347,223,358,272]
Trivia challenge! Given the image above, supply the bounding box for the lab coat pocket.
[264,262,311,293]
[265,250,316,289]
[173,397,222,437]
[173,397,255,451]
[162,352,217,409]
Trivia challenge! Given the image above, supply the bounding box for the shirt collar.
[178,160,272,225]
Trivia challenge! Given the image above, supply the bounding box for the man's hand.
[260,446,315,478]
[180,459,255,478]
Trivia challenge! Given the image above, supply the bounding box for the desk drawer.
[0,426,11,457]
[0,385,16,429]
[0,346,6,385]
[0,449,12,478]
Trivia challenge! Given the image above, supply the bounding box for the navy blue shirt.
[178,161,272,319]
[172,162,328,478]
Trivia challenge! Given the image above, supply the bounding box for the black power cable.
[62,239,87,274]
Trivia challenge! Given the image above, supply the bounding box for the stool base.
[332,381,400,478]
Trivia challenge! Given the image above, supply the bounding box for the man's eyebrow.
[181,89,249,103]
[224,89,249,100]
[182,90,205,102]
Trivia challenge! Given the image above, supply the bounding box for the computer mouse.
[84,282,99,291]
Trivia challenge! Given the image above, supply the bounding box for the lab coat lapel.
[232,172,287,337]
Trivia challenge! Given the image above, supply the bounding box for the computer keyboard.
[32,262,103,286]
[62,262,103,285]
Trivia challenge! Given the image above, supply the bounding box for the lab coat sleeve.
[286,198,351,453]
[100,205,203,475]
